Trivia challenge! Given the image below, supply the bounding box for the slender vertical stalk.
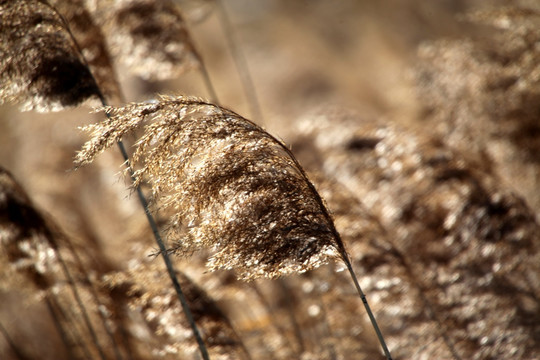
[267,127,393,359]
[54,248,110,360]
[62,237,134,360]
[115,141,210,360]
[251,282,297,356]
[55,8,211,357]
[342,256,393,360]
[57,3,212,353]
[0,321,32,360]
[214,0,264,124]
[277,279,306,354]
[46,295,93,360]
[197,56,219,104]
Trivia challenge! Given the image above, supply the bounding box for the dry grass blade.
[0,0,100,111]
[88,0,200,81]
[76,95,340,280]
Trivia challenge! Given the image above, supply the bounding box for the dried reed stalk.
[214,0,264,123]
[76,95,393,359]
[1,1,211,358]
[0,0,100,111]
[2,1,212,357]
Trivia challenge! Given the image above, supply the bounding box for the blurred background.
[1,0,539,359]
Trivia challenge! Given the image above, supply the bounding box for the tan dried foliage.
[104,260,248,359]
[88,0,200,81]
[49,0,121,100]
[291,109,540,359]
[76,95,341,280]
[0,0,100,111]
[0,167,130,360]
[282,177,462,360]
[415,6,540,211]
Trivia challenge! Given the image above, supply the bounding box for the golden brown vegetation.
[1,1,539,359]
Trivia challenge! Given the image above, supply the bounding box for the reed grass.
[1,1,540,359]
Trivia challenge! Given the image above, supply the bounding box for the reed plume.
[415,6,540,212]
[0,0,100,111]
[76,96,393,358]
[76,95,341,280]
[48,0,121,100]
[86,0,200,81]
[292,107,540,359]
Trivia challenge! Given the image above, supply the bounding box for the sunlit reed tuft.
[76,95,341,280]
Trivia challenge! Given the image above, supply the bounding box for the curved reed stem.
[269,130,393,359]
[342,257,393,360]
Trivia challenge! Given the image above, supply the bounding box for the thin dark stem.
[277,279,306,354]
[198,57,219,104]
[273,129,393,359]
[0,321,32,360]
[54,247,109,360]
[214,0,264,124]
[116,141,210,360]
[342,256,393,360]
[34,3,209,359]
[61,236,132,360]
[46,295,92,360]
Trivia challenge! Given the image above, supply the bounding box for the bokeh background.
[1,0,539,359]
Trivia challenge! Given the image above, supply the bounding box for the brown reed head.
[89,0,200,81]
[76,95,341,280]
[0,0,101,111]
[49,0,121,101]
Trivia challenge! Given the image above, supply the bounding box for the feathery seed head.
[77,96,342,280]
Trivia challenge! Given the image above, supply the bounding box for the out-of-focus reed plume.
[0,167,131,360]
[415,6,540,213]
[0,0,101,111]
[49,0,121,101]
[104,260,249,359]
[291,108,540,359]
[86,0,200,81]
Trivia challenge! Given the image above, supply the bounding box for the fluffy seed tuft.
[77,95,341,280]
